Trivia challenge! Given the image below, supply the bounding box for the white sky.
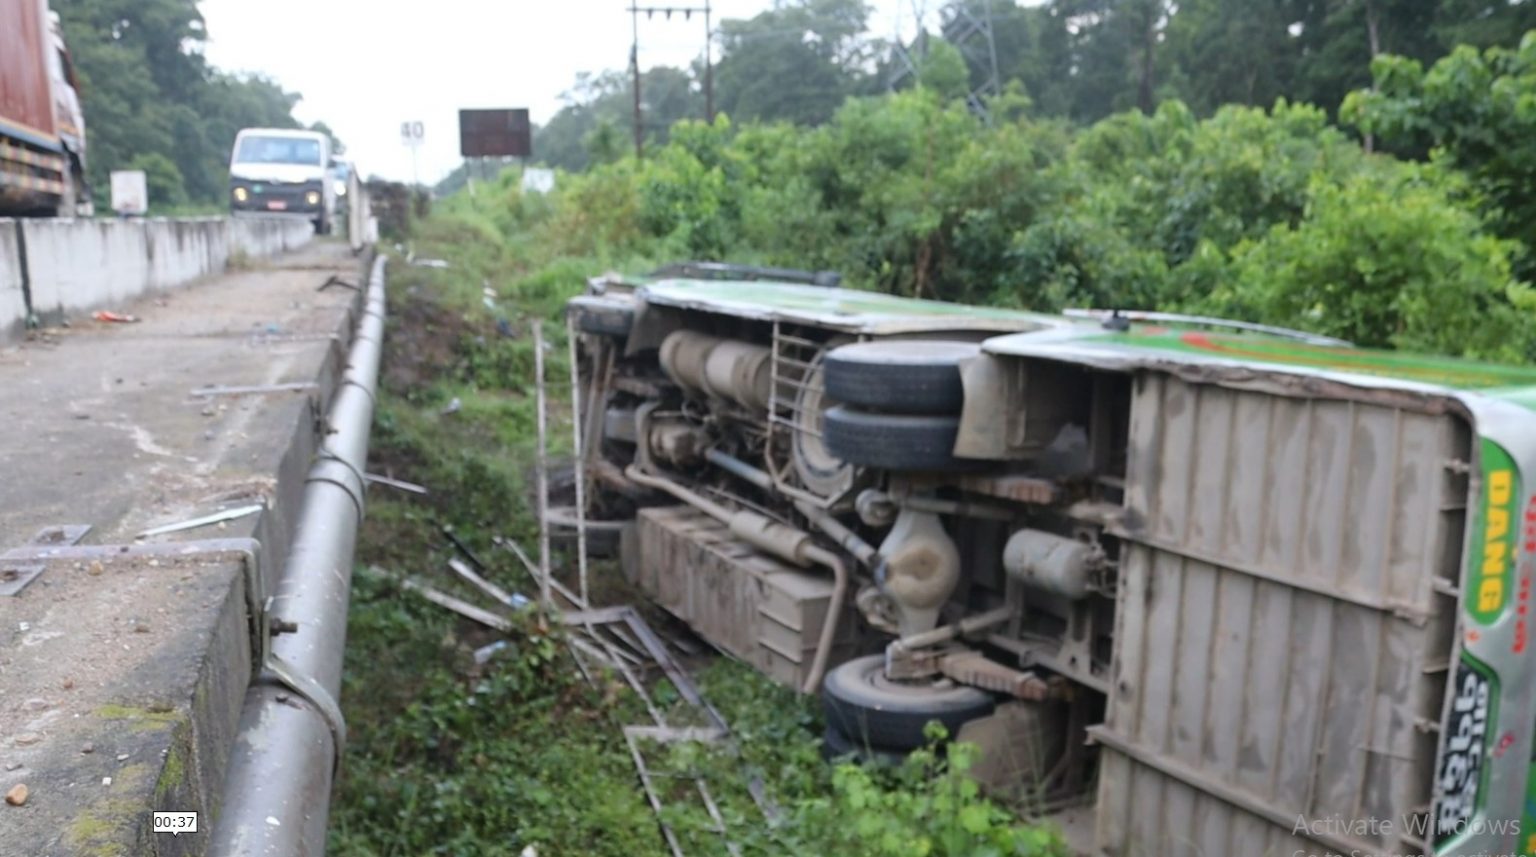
[199,0,924,184]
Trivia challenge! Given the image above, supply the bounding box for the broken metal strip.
[624,726,725,744]
[24,524,92,547]
[0,563,45,597]
[624,728,687,857]
[497,535,589,609]
[191,381,319,397]
[136,504,264,538]
[565,636,599,686]
[590,629,646,667]
[623,609,730,733]
[442,528,490,571]
[447,558,529,610]
[560,606,634,625]
[612,640,668,729]
[364,473,428,494]
[568,636,622,671]
[696,779,742,857]
[0,524,87,594]
[559,603,731,736]
[374,568,515,633]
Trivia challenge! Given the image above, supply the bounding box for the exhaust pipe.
[209,254,386,856]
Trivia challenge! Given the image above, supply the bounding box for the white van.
[228,128,334,234]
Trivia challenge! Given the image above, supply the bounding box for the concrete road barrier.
[0,216,313,340]
[0,225,25,342]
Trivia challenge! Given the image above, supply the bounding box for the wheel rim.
[792,356,855,498]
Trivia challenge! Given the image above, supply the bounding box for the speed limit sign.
[400,121,424,147]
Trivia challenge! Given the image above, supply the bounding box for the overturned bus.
[565,270,1536,857]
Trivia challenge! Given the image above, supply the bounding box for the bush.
[1198,170,1532,360]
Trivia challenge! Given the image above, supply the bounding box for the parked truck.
[0,0,90,217]
[568,273,1536,856]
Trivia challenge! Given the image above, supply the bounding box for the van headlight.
[233,186,249,202]
[305,191,320,205]
[333,180,347,197]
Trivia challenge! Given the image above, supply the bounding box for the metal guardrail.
[209,254,386,856]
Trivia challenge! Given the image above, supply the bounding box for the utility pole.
[703,0,714,123]
[631,5,644,158]
[627,2,717,155]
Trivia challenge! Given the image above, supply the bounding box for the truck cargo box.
[0,0,58,148]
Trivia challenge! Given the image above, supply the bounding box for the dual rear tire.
[820,340,980,471]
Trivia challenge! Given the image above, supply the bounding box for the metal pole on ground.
[533,322,552,611]
[566,314,590,605]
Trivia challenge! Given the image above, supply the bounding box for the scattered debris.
[363,473,428,495]
[440,397,462,416]
[136,504,263,538]
[447,558,530,610]
[5,784,27,806]
[100,777,111,787]
[80,743,94,755]
[13,734,41,747]
[473,640,509,666]
[92,310,139,324]
[412,258,451,269]
[3,763,19,772]
[0,563,47,597]
[442,528,492,573]
[265,816,281,827]
[317,275,358,292]
[365,567,514,634]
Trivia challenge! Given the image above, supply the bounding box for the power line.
[628,2,715,158]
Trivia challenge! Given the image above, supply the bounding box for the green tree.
[584,119,626,166]
[533,68,697,171]
[127,151,187,207]
[1343,33,1536,277]
[1162,0,1303,113]
[714,0,874,126]
[1197,171,1531,359]
[918,39,970,100]
[56,0,312,207]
